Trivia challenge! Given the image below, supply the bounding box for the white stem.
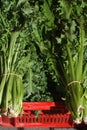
[83,117,87,124]
[74,118,82,124]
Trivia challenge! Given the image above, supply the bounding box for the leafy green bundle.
[55,0,87,124]
[0,0,52,117]
[0,30,24,117]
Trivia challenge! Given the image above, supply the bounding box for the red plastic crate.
[0,102,84,128]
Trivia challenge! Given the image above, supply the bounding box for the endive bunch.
[0,31,24,117]
[58,0,87,124]
[65,18,85,124]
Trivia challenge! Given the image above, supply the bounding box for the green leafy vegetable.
[0,0,55,118]
[55,0,87,124]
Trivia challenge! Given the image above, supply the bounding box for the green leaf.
[43,0,54,27]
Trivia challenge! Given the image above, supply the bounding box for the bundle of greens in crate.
[54,0,87,124]
[0,0,57,117]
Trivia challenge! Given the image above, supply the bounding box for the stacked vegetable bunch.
[0,2,23,117]
[55,0,87,124]
[0,0,55,117]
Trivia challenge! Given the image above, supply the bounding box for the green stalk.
[8,31,20,72]
[0,75,7,105]
[76,17,84,81]
[66,43,75,81]
[2,75,14,113]
[83,89,87,124]
[15,77,23,115]
[12,75,17,110]
[12,43,21,71]
[0,47,7,106]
